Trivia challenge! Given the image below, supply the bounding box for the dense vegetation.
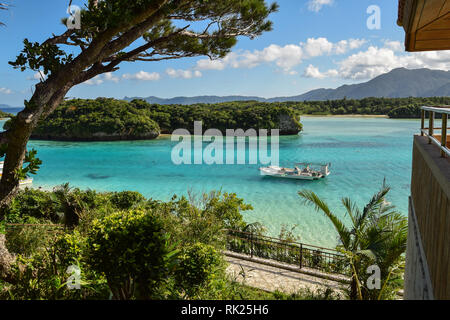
[0,186,338,300]
[130,99,303,135]
[26,96,450,142]
[0,183,406,300]
[28,98,303,141]
[30,98,160,141]
[285,97,450,118]
[0,109,12,118]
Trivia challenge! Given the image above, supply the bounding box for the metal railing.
[420,106,450,158]
[225,229,350,276]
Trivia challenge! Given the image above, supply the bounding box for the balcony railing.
[420,106,450,158]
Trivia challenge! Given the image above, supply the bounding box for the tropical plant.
[174,242,223,299]
[86,209,179,300]
[298,183,407,300]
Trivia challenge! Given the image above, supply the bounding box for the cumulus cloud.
[122,71,161,81]
[383,40,403,52]
[303,64,338,79]
[166,68,202,79]
[0,87,12,95]
[308,0,334,12]
[27,71,47,81]
[195,37,365,74]
[309,45,450,80]
[83,75,104,86]
[103,72,120,83]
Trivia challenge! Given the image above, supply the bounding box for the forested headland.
[28,98,303,141]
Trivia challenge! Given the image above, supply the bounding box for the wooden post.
[299,244,303,269]
[429,111,434,144]
[250,232,253,258]
[421,109,425,136]
[441,114,448,157]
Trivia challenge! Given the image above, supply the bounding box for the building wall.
[404,197,434,300]
[406,135,450,299]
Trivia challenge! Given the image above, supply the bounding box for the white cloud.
[103,72,120,83]
[166,68,202,79]
[303,38,333,57]
[122,71,161,81]
[308,0,334,12]
[27,71,47,81]
[0,87,12,95]
[195,37,366,74]
[83,72,122,85]
[302,38,366,57]
[83,75,104,86]
[303,64,338,79]
[383,40,403,52]
[313,45,450,80]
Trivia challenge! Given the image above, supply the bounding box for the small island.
[30,98,303,141]
[0,109,13,119]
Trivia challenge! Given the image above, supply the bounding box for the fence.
[420,106,450,157]
[225,229,350,276]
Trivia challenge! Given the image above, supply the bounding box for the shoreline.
[300,114,389,118]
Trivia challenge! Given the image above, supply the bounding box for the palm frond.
[299,190,352,249]
[341,197,358,227]
[359,185,390,225]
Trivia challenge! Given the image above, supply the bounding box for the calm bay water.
[1,117,420,247]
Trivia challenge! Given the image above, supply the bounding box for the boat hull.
[259,166,325,180]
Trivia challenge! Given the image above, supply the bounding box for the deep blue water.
[1,117,421,247]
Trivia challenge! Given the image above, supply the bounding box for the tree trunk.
[0,84,69,216]
[0,234,17,284]
[0,111,35,211]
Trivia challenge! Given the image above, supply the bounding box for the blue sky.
[0,0,449,106]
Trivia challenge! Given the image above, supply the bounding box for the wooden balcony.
[405,106,450,300]
[398,0,450,52]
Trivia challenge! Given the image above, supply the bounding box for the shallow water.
[2,117,421,247]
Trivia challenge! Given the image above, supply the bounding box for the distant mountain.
[293,68,450,101]
[125,68,450,104]
[123,95,267,105]
[0,105,23,115]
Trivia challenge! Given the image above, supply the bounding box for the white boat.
[260,163,331,180]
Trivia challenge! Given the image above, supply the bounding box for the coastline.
[300,114,389,118]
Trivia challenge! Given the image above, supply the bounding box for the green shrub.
[109,191,145,210]
[5,222,61,257]
[174,243,223,298]
[86,209,177,299]
[4,188,61,223]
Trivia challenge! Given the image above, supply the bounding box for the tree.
[0,3,7,26]
[0,0,278,212]
[298,183,407,300]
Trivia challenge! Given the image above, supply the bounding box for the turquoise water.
[2,117,420,247]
